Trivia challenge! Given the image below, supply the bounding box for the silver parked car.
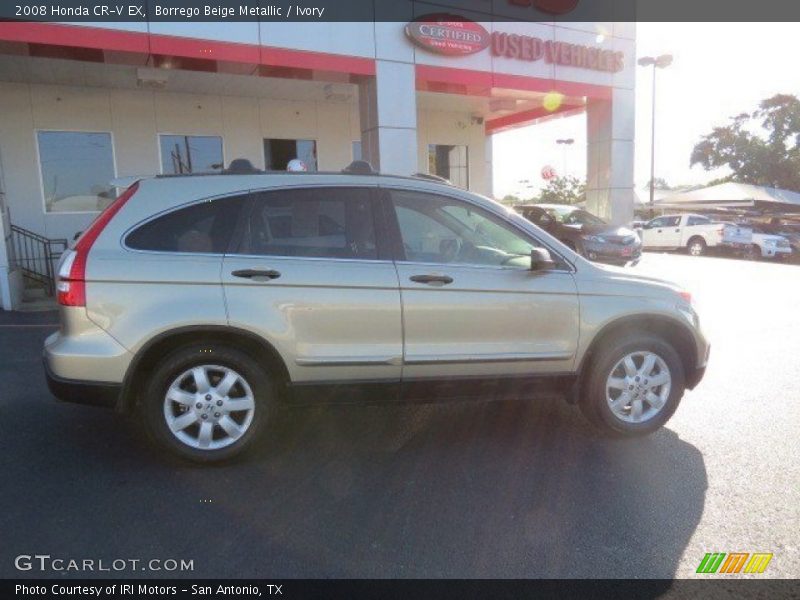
[45,162,709,462]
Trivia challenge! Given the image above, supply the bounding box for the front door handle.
[410,274,453,285]
[675,228,680,232]
[231,268,281,280]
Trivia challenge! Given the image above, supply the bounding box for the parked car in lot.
[516,204,642,266]
[45,162,709,462]
[758,219,800,259]
[641,213,745,256]
[742,224,793,261]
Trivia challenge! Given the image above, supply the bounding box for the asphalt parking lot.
[1,253,798,579]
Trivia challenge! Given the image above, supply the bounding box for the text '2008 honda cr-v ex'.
[44,161,709,463]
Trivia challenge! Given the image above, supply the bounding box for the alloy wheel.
[163,365,255,450]
[606,351,672,424]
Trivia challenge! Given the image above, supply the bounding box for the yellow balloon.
[542,92,564,112]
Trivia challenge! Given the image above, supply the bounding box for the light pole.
[638,54,673,210]
[555,138,574,177]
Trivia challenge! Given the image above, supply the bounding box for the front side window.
[428,144,468,188]
[241,187,376,260]
[391,190,535,268]
[159,135,223,175]
[37,131,116,213]
[125,195,246,253]
[264,139,318,171]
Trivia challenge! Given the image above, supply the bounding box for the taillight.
[57,181,139,307]
[678,290,693,305]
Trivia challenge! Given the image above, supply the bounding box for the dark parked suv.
[517,204,642,266]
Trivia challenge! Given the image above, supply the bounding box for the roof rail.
[342,160,376,175]
[226,158,262,174]
[412,172,453,185]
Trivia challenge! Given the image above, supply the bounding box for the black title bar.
[3,0,800,22]
[5,579,800,600]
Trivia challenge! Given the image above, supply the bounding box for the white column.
[484,133,494,197]
[0,203,23,311]
[586,87,635,225]
[358,60,418,176]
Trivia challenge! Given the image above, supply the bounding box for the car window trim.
[378,184,575,273]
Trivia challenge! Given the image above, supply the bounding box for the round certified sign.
[405,14,491,56]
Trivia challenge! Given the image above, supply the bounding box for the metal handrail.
[10,223,68,297]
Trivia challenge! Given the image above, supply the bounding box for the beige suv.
[44,162,709,462]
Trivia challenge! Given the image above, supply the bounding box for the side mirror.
[530,247,557,271]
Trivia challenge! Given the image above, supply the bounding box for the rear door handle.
[231,268,281,280]
[410,274,453,285]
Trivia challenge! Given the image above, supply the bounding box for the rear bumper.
[44,356,120,408]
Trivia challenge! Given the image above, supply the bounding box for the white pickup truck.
[640,213,732,256]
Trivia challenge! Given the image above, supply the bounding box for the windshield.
[544,206,606,226]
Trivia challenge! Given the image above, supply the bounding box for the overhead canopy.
[655,182,800,213]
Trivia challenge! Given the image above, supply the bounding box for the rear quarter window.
[125,194,246,253]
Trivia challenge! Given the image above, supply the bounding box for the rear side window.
[125,195,246,253]
[240,187,377,260]
[687,216,710,226]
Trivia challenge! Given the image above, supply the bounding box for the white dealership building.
[0,11,635,309]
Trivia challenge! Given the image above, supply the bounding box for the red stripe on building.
[0,22,149,54]
[485,104,585,134]
[0,22,375,76]
[416,64,612,100]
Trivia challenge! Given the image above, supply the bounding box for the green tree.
[690,94,800,191]
[537,176,585,205]
[644,177,671,190]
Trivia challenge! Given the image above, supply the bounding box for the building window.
[264,139,317,171]
[37,131,116,213]
[352,141,362,161]
[428,144,469,188]
[159,135,224,175]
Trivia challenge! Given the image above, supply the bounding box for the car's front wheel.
[579,333,685,436]
[140,344,275,463]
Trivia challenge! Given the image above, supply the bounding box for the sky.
[492,23,800,199]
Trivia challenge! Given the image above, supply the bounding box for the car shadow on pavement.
[5,377,706,580]
[247,398,708,579]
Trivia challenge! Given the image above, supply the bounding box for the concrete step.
[18,296,58,312]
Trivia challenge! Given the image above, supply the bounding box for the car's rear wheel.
[687,237,706,256]
[579,333,685,436]
[140,344,274,463]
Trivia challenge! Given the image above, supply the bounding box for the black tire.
[687,237,706,257]
[579,333,685,437]
[140,343,276,463]
[744,244,761,261]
